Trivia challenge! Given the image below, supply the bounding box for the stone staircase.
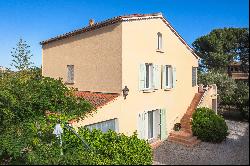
[168,92,204,147]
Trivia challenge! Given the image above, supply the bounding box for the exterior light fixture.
[122,86,129,99]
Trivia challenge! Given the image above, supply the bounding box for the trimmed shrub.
[25,128,153,165]
[192,107,229,143]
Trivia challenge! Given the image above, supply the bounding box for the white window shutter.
[139,64,146,91]
[153,65,156,89]
[138,113,143,139]
[162,65,166,89]
[153,65,160,89]
[160,109,167,140]
[144,111,148,140]
[172,67,176,88]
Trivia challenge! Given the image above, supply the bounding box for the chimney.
[89,19,94,26]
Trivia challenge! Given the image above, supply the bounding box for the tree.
[198,70,237,105]
[11,38,34,71]
[192,28,249,72]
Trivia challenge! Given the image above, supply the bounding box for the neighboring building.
[41,13,216,145]
[0,66,7,73]
[228,61,249,80]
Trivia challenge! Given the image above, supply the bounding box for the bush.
[24,127,152,165]
[0,70,93,164]
[198,70,237,105]
[232,81,249,120]
[79,128,153,165]
[192,107,229,143]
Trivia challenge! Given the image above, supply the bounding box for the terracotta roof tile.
[75,91,120,108]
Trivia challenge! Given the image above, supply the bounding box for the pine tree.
[11,38,34,70]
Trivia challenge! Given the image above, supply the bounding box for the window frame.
[144,63,154,90]
[163,65,173,89]
[165,65,173,89]
[147,109,161,140]
[157,32,163,50]
[67,65,74,83]
[192,67,197,87]
[85,118,119,133]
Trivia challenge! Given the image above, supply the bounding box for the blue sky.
[0,0,249,68]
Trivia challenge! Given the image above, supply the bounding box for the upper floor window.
[162,65,176,89]
[165,65,172,88]
[192,67,197,87]
[145,63,153,89]
[139,63,161,91]
[67,65,74,83]
[157,32,162,50]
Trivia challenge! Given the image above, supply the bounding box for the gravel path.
[153,120,249,165]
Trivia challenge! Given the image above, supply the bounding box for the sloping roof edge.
[40,13,199,59]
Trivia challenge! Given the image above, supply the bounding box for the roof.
[75,91,120,108]
[40,12,199,59]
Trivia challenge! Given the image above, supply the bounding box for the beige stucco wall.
[42,23,122,93]
[42,17,199,137]
[120,18,198,136]
[198,84,218,112]
[73,18,199,137]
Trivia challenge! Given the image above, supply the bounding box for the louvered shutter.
[153,65,160,89]
[192,67,197,87]
[144,111,148,140]
[138,113,144,139]
[139,64,146,91]
[172,67,176,88]
[160,109,167,140]
[162,65,166,89]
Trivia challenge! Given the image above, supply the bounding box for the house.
[0,66,7,73]
[41,13,217,146]
[228,61,249,81]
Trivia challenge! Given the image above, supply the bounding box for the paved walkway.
[153,120,249,165]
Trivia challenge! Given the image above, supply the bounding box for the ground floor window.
[85,118,118,133]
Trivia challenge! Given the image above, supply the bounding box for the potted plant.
[173,123,181,131]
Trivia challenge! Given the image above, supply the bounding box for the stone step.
[150,140,163,149]
[169,131,193,139]
[167,92,203,147]
[180,118,191,123]
[182,125,192,129]
[181,122,192,126]
[168,135,200,147]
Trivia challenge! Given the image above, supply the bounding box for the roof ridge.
[76,91,120,95]
[40,13,162,45]
[40,12,199,59]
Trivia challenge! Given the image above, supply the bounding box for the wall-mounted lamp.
[122,86,129,99]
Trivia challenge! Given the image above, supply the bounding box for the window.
[85,119,118,133]
[192,67,197,87]
[148,110,161,140]
[138,109,166,140]
[165,65,172,88]
[157,32,162,50]
[163,65,176,89]
[139,64,160,91]
[145,64,153,89]
[67,65,74,83]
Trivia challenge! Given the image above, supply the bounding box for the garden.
[0,39,152,165]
